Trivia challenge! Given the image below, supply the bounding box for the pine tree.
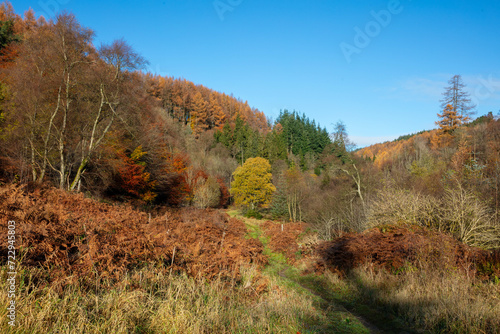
[270,173,289,219]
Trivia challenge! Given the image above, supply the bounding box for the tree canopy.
[230,157,276,209]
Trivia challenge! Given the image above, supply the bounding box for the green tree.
[270,173,288,219]
[231,157,276,209]
[0,19,16,50]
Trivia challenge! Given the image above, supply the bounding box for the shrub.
[193,176,221,208]
[366,185,500,249]
[440,185,500,249]
[366,186,438,229]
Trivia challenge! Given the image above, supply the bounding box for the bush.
[193,176,221,208]
[440,185,500,249]
[366,186,438,228]
[366,185,500,249]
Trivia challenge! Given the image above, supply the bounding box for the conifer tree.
[190,91,208,136]
[209,92,225,130]
[436,104,463,134]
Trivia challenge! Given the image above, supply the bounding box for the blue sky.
[11,0,500,147]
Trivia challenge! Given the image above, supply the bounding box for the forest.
[1,2,500,333]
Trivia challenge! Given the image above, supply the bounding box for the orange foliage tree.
[436,104,464,134]
[115,146,157,202]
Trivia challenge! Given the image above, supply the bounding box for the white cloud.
[374,74,449,102]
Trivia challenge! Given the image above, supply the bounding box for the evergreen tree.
[0,19,19,52]
[270,173,289,219]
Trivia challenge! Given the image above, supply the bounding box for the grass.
[0,208,369,334]
[0,265,329,334]
[345,262,500,333]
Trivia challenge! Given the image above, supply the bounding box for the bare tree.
[440,74,476,123]
[9,14,146,191]
[9,13,94,187]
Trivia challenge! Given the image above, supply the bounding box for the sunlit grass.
[0,265,328,334]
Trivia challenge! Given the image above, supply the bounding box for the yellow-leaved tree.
[231,157,276,209]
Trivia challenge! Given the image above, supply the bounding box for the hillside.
[1,1,500,333]
[0,3,334,207]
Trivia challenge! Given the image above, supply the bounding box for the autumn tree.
[436,104,464,134]
[440,74,475,123]
[190,91,209,136]
[7,13,94,187]
[69,38,147,191]
[231,157,276,209]
[6,11,147,191]
[114,145,157,202]
[209,92,225,130]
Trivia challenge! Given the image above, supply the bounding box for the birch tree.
[69,39,147,191]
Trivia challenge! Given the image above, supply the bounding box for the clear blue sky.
[11,0,500,147]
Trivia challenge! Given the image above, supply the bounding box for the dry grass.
[315,224,500,333]
[344,262,500,333]
[0,265,324,333]
[0,183,326,333]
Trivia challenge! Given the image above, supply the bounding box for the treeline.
[215,110,331,168]
[147,75,269,135]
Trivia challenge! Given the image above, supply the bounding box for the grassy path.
[226,209,375,333]
[226,209,421,334]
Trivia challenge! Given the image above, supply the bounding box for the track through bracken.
[261,220,312,264]
[0,183,267,287]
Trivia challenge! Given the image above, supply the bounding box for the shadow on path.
[280,268,428,334]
